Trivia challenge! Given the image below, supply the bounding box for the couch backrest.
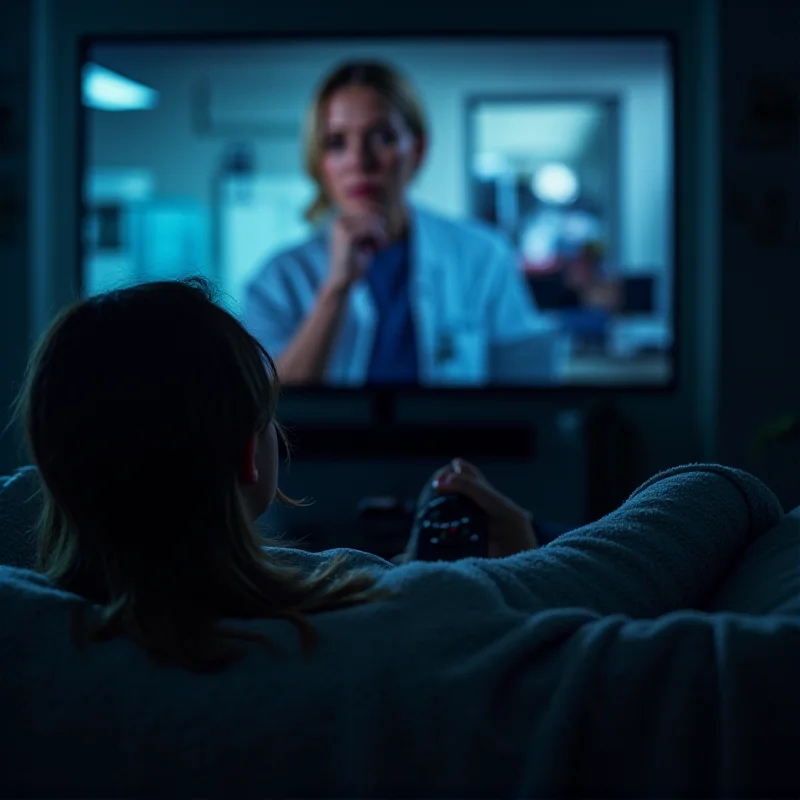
[707,506,800,615]
[0,467,40,570]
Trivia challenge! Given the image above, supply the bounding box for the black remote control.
[412,487,489,562]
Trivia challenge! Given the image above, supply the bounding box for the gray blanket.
[0,464,798,797]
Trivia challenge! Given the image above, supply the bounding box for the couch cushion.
[0,467,40,570]
[707,506,800,615]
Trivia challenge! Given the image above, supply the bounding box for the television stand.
[282,390,533,461]
[372,389,396,429]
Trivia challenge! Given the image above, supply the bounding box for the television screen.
[81,36,675,388]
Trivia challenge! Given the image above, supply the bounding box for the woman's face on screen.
[319,85,422,219]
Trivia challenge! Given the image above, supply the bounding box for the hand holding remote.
[399,459,539,563]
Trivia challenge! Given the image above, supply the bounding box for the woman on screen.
[243,60,566,387]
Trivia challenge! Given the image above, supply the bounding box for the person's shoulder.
[263,545,394,575]
[414,205,512,256]
[0,564,70,598]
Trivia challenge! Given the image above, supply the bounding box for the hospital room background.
[1,0,799,552]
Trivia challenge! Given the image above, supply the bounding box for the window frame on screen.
[75,31,680,400]
[464,92,622,276]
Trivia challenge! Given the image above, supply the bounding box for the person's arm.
[243,258,352,385]
[273,283,350,385]
[469,464,784,618]
[251,215,386,385]
[385,482,795,796]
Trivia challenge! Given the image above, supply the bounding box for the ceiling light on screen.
[532,163,580,205]
[82,63,159,111]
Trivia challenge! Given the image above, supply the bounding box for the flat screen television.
[79,35,676,391]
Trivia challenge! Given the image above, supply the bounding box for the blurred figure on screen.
[243,60,566,387]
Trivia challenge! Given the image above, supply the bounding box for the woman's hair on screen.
[302,59,428,223]
[15,277,383,672]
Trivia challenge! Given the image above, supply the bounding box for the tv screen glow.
[81,36,675,389]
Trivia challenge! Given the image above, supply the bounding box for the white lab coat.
[243,205,567,386]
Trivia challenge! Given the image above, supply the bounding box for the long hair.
[303,59,428,224]
[15,277,383,671]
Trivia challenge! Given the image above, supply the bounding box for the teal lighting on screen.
[82,63,159,111]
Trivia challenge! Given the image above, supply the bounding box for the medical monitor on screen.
[81,36,675,389]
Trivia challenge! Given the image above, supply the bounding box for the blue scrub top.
[364,238,418,384]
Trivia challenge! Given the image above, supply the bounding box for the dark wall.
[717,0,800,507]
[0,0,31,474]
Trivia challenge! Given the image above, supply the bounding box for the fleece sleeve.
[467,464,784,618]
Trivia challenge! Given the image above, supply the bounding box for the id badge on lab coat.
[431,322,488,385]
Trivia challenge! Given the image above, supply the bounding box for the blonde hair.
[16,277,385,672]
[303,60,428,223]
